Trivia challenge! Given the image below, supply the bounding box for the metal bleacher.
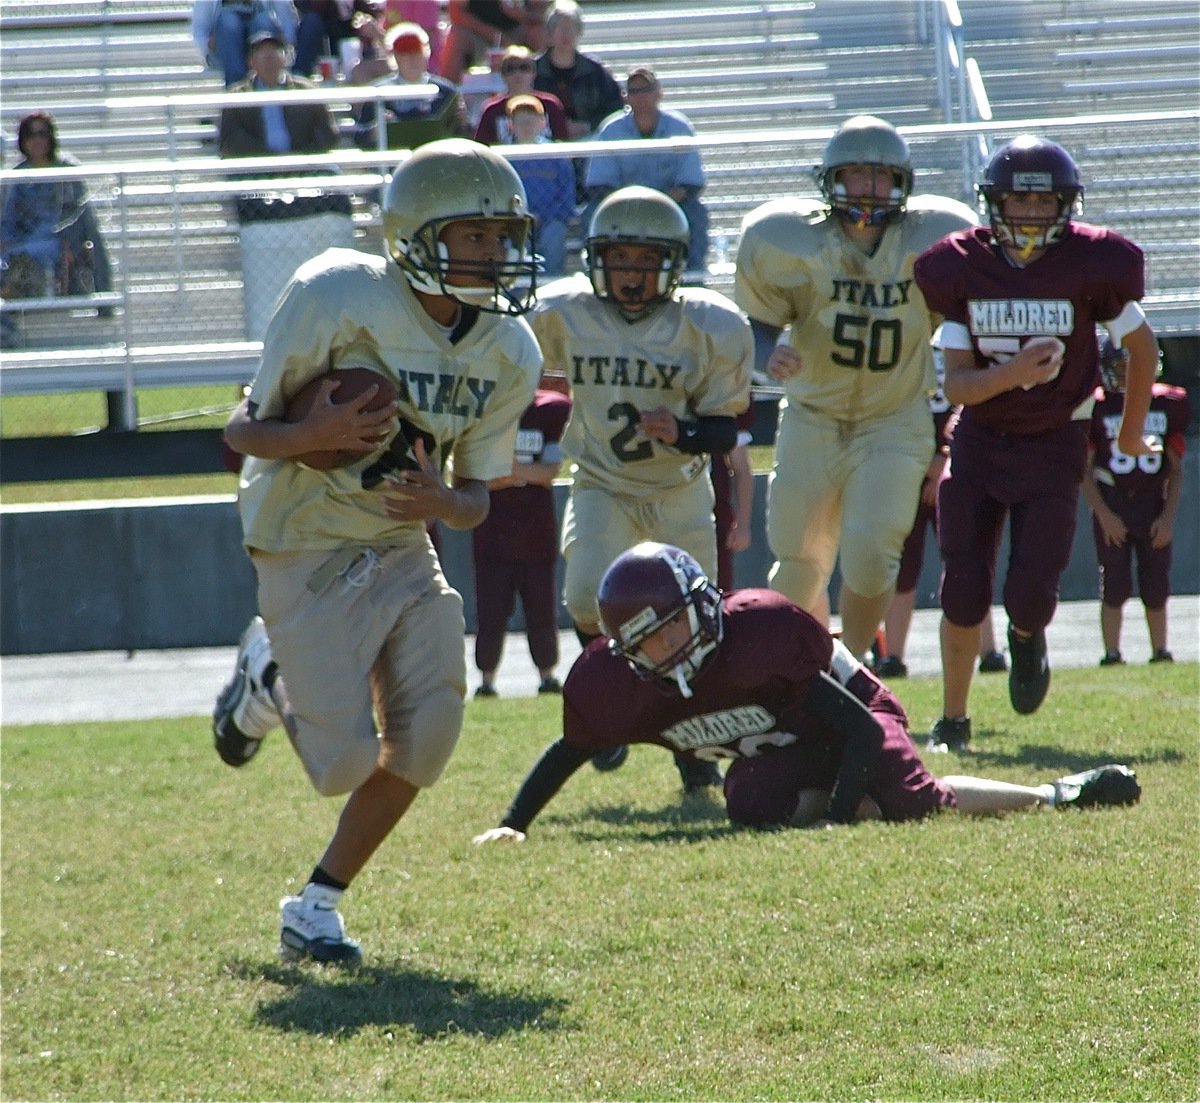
[1,0,1197,414]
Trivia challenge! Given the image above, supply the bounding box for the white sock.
[1037,783,1058,808]
[302,882,343,910]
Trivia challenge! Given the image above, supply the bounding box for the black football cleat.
[1008,625,1050,715]
[873,655,908,679]
[1053,764,1141,809]
[927,715,971,753]
[1099,651,1125,667]
[1149,649,1174,664]
[978,650,1008,674]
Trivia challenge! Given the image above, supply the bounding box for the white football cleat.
[212,616,280,767]
[279,890,362,966]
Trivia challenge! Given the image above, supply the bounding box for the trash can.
[237,190,355,341]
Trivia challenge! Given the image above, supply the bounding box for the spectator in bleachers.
[192,0,299,87]
[584,66,710,271]
[349,1,446,83]
[345,9,396,83]
[292,1,383,79]
[440,1,551,85]
[1,112,113,304]
[386,1,444,72]
[473,45,569,145]
[353,22,466,150]
[220,29,342,157]
[504,95,576,276]
[532,0,621,140]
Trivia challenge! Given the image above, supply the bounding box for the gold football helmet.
[382,139,536,314]
[815,115,913,227]
[584,185,689,319]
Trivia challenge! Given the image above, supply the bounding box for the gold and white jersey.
[735,195,976,422]
[531,275,752,497]
[240,247,542,552]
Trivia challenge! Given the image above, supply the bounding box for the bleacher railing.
[2,102,1197,431]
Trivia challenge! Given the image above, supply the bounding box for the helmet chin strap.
[672,664,694,698]
[666,623,719,699]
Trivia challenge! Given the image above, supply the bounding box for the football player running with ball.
[734,115,977,662]
[212,139,542,965]
[471,543,1141,844]
[914,136,1159,752]
[530,185,752,791]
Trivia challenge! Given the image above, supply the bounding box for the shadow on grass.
[225,958,570,1039]
[544,792,734,843]
[953,739,1188,773]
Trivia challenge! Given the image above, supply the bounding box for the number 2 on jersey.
[607,401,654,463]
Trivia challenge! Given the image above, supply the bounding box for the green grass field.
[2,664,1197,1102]
[0,386,242,505]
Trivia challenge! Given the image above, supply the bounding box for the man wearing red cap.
[353,22,465,149]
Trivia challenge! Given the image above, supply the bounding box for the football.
[1021,336,1066,391]
[285,367,398,470]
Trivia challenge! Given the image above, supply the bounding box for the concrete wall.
[2,454,1198,655]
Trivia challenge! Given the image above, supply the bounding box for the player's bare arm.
[942,339,1063,406]
[224,391,396,460]
[1149,449,1183,549]
[747,318,800,381]
[487,458,558,491]
[921,452,947,507]
[381,438,490,529]
[1114,322,1162,458]
[1080,465,1128,548]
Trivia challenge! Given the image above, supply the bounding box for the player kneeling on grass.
[212,139,542,965]
[473,543,1140,844]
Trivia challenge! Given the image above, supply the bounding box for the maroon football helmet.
[596,542,723,697]
[978,136,1083,256]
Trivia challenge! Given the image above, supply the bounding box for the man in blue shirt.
[583,66,709,271]
[220,29,341,157]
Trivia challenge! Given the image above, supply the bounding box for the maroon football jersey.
[472,388,571,560]
[563,589,834,760]
[914,222,1144,435]
[1089,382,1190,499]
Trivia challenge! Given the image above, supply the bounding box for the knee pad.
[380,685,464,789]
[306,735,381,798]
[769,556,827,613]
[940,555,993,627]
[838,539,900,602]
[1098,562,1133,608]
[1002,573,1059,636]
[564,588,598,633]
[723,757,799,828]
[563,561,603,632]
